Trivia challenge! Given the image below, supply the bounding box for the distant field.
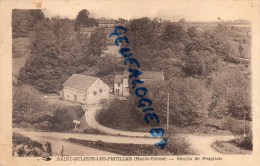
[12,37,32,76]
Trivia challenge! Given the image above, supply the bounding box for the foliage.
[222,117,252,150]
[74,9,98,31]
[13,85,48,124]
[12,85,84,132]
[210,67,251,120]
[147,77,211,126]
[12,9,44,38]
[162,22,187,43]
[18,17,100,93]
[182,50,219,76]
[96,98,150,130]
[96,56,125,77]
[12,132,44,157]
[90,31,106,56]
[164,129,193,155]
[51,105,84,132]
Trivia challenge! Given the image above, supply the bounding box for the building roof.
[114,75,124,83]
[99,19,115,24]
[80,27,95,32]
[63,74,98,90]
[122,71,164,80]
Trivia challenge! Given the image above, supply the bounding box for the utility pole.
[167,93,170,132]
[74,123,77,133]
[243,111,246,137]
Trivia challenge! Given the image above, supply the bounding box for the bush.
[222,117,252,149]
[51,106,85,132]
[12,132,44,157]
[96,98,148,131]
[164,129,193,155]
[211,67,251,120]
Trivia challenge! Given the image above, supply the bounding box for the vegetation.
[96,98,149,131]
[13,85,85,132]
[12,9,252,152]
[74,9,98,31]
[211,140,251,154]
[12,132,44,157]
[68,136,194,155]
[12,9,44,38]
[222,117,252,150]
[17,10,104,93]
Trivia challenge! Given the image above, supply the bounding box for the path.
[14,129,119,156]
[83,105,151,137]
[14,128,234,155]
[188,134,234,155]
[13,128,158,145]
[83,105,235,154]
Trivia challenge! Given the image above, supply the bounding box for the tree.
[51,106,84,131]
[12,9,44,38]
[148,78,211,126]
[182,50,219,76]
[127,17,159,50]
[74,9,98,31]
[162,22,187,43]
[187,26,197,38]
[211,67,251,120]
[90,31,106,57]
[13,85,47,126]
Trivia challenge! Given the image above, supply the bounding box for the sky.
[36,0,259,22]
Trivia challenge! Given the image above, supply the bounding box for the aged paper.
[1,0,260,165]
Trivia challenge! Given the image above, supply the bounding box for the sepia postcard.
[0,0,260,165]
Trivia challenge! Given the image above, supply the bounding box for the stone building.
[61,74,109,105]
[114,71,164,96]
[80,27,96,37]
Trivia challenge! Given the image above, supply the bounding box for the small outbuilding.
[61,74,109,105]
[114,71,164,96]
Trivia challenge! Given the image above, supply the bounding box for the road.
[83,105,235,155]
[13,128,119,156]
[188,134,234,155]
[84,105,151,137]
[13,128,160,156]
[14,128,234,155]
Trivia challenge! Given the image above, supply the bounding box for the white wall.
[122,78,130,96]
[87,79,110,105]
[114,82,123,95]
[63,86,87,104]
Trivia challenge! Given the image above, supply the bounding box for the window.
[67,95,69,98]
[74,95,77,101]
[117,83,120,87]
[93,91,97,95]
[99,89,103,93]
[115,89,119,93]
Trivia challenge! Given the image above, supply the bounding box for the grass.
[67,138,173,156]
[211,140,252,154]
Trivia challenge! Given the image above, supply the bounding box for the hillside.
[12,37,32,84]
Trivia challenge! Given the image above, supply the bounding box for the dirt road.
[84,105,151,137]
[188,134,234,155]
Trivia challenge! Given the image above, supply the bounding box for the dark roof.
[80,27,95,32]
[63,74,98,90]
[122,71,164,80]
[99,19,114,24]
[114,75,123,83]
